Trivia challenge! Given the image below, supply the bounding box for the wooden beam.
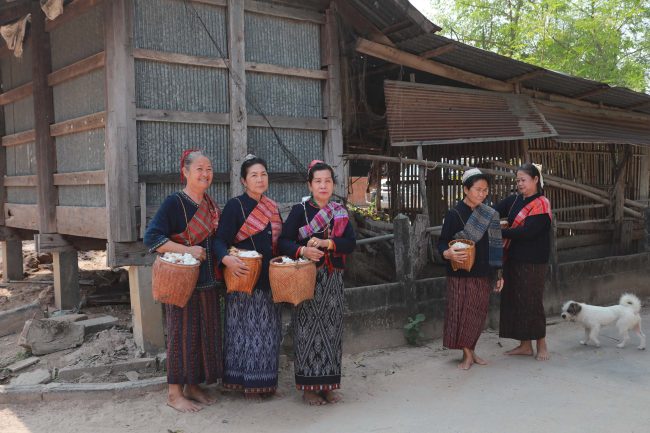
[35,233,106,252]
[136,108,229,125]
[53,170,105,186]
[47,51,106,87]
[0,227,35,241]
[4,204,39,230]
[506,69,546,83]
[0,65,5,225]
[1,130,36,147]
[133,48,227,69]
[0,83,33,106]
[355,38,513,93]
[3,175,37,187]
[245,61,328,80]
[420,43,456,59]
[573,85,610,100]
[56,206,107,239]
[333,0,396,48]
[244,0,325,24]
[323,8,346,200]
[105,0,138,242]
[191,0,227,7]
[229,0,247,197]
[381,20,412,36]
[45,0,104,32]
[108,241,153,266]
[50,111,106,137]
[128,265,165,353]
[32,2,58,234]
[247,115,328,130]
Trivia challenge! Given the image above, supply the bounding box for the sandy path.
[2,311,649,433]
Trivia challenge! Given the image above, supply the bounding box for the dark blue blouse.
[278,200,356,270]
[213,194,277,291]
[143,191,220,290]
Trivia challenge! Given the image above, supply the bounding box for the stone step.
[0,302,43,338]
[76,316,119,335]
[56,358,156,381]
[5,356,40,373]
[12,369,52,386]
[49,314,88,323]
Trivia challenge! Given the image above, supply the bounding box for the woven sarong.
[499,262,547,340]
[443,276,492,350]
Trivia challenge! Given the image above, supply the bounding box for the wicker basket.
[448,239,476,272]
[151,255,200,307]
[269,257,317,306]
[224,250,262,295]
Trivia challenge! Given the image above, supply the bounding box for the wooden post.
[1,240,23,282]
[645,208,650,252]
[31,2,57,234]
[640,147,650,204]
[53,251,80,310]
[521,139,530,164]
[228,0,247,197]
[612,145,631,255]
[323,9,346,200]
[128,266,165,353]
[416,145,429,219]
[105,0,138,242]
[394,214,419,315]
[410,214,429,278]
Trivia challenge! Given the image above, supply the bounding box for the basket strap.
[175,193,191,245]
[452,208,466,227]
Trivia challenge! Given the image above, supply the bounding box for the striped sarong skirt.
[499,262,548,341]
[443,276,491,350]
[165,288,222,385]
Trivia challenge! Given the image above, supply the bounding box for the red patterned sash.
[504,195,552,252]
[234,195,282,255]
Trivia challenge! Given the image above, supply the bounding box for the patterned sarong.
[234,195,282,254]
[443,276,492,350]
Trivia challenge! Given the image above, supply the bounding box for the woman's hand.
[186,246,206,261]
[443,247,468,263]
[494,278,504,293]
[302,246,324,262]
[307,237,328,249]
[222,255,250,277]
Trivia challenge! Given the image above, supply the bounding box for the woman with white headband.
[495,163,553,361]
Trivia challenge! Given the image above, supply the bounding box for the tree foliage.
[427,0,650,92]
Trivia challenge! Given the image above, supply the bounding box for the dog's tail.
[619,293,642,313]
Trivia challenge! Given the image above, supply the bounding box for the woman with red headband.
[144,150,222,412]
[279,160,356,405]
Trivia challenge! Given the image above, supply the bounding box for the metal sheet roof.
[384,81,557,146]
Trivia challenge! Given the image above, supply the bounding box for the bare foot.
[303,390,326,406]
[320,390,342,404]
[184,385,216,405]
[167,394,203,413]
[458,349,474,370]
[505,343,534,356]
[535,339,550,361]
[472,352,488,365]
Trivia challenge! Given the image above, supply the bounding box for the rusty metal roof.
[384,81,557,146]
[535,103,650,146]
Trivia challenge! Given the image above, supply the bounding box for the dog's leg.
[589,326,601,347]
[634,321,646,350]
[617,329,629,348]
[580,328,590,345]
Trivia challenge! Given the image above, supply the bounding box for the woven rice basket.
[269,257,316,306]
[448,239,476,272]
[224,250,262,295]
[151,256,200,307]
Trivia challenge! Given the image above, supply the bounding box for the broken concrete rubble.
[18,319,84,356]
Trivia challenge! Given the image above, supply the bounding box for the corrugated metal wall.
[1,40,37,204]
[134,0,231,208]
[50,5,106,207]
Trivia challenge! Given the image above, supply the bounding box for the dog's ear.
[568,302,582,315]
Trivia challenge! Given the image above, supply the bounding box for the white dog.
[561,294,646,350]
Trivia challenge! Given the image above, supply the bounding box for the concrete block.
[124,371,139,381]
[53,250,80,310]
[18,319,84,355]
[56,358,156,381]
[49,314,88,323]
[12,369,52,386]
[76,316,119,335]
[5,356,40,373]
[0,302,43,337]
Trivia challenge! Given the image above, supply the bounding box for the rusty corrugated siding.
[384,81,557,146]
[536,103,650,146]
[49,3,104,71]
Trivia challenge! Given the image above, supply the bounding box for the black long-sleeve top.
[437,201,495,277]
[494,193,551,264]
[278,201,356,270]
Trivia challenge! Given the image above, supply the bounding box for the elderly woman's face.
[183,156,213,191]
[242,163,269,197]
[516,170,539,197]
[463,179,489,208]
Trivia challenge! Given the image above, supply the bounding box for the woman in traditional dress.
[495,163,552,361]
[279,160,356,405]
[144,150,222,413]
[438,168,504,370]
[215,154,283,397]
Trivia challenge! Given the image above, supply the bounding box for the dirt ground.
[2,308,649,433]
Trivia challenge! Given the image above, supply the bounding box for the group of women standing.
[144,151,356,412]
[439,163,552,369]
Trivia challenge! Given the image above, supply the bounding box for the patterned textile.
[294,268,344,391]
[443,276,492,350]
[503,195,552,253]
[453,203,503,268]
[499,262,547,340]
[165,288,222,385]
[298,200,349,241]
[234,195,282,255]
[223,289,282,393]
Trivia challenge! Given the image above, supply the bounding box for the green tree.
[427,0,650,92]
